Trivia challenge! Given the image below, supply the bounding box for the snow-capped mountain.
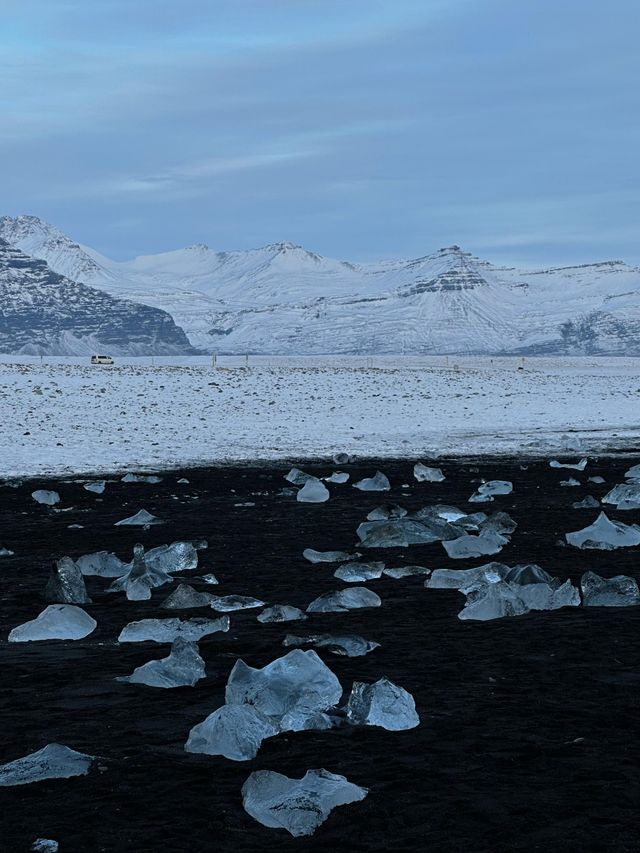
[1,214,639,355]
[0,238,195,355]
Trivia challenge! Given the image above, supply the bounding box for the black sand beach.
[0,458,639,852]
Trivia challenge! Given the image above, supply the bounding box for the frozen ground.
[0,356,639,477]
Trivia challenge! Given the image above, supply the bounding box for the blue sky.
[1,0,638,265]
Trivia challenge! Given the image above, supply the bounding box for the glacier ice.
[200,573,219,584]
[144,541,199,573]
[114,508,163,527]
[469,480,513,503]
[566,512,640,549]
[225,649,342,732]
[0,546,14,557]
[76,550,128,578]
[210,595,265,612]
[257,604,308,623]
[550,458,588,471]
[32,490,60,506]
[383,565,431,578]
[366,503,407,521]
[345,677,419,730]
[442,531,507,559]
[502,564,557,586]
[0,744,94,787]
[324,471,349,484]
[353,471,391,491]
[9,605,96,642]
[357,516,462,548]
[106,544,172,601]
[427,562,510,589]
[580,571,640,606]
[118,615,229,643]
[333,452,353,465]
[44,557,92,604]
[161,584,216,609]
[83,480,106,494]
[601,483,640,510]
[413,463,445,482]
[458,579,580,621]
[117,638,206,687]
[241,768,367,837]
[560,478,581,487]
[297,478,330,503]
[186,704,279,761]
[303,548,359,563]
[624,463,640,480]
[306,587,381,613]
[589,475,606,484]
[334,561,385,582]
[285,467,313,485]
[283,633,380,657]
[32,840,59,852]
[572,496,600,509]
[121,473,162,483]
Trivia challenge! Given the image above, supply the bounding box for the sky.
[1,0,639,265]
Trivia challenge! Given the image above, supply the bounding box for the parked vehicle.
[90,354,114,365]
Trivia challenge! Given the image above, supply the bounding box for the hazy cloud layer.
[1,0,638,264]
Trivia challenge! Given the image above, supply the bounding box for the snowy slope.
[0,239,195,355]
[1,216,639,355]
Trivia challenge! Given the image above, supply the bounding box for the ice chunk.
[560,478,580,487]
[44,557,92,604]
[345,677,419,730]
[566,512,640,549]
[589,475,606,484]
[324,471,349,484]
[145,541,199,573]
[107,544,173,601]
[161,584,216,609]
[9,605,96,642]
[200,573,219,584]
[458,579,579,620]
[0,546,14,557]
[76,550,128,578]
[481,511,517,536]
[0,744,94,787]
[624,463,640,479]
[550,458,588,471]
[121,473,162,483]
[32,840,59,852]
[114,508,163,526]
[366,504,407,521]
[83,480,106,494]
[242,769,367,837]
[283,633,380,657]
[413,463,445,482]
[469,480,513,502]
[427,562,509,589]
[177,477,190,484]
[306,586,381,613]
[383,565,431,578]
[353,471,391,491]
[442,531,507,560]
[118,615,229,643]
[225,649,342,731]
[334,561,385,582]
[580,571,640,606]
[573,496,600,509]
[285,468,314,485]
[333,452,353,465]
[601,483,640,510]
[210,595,265,612]
[357,516,462,548]
[117,638,206,687]
[303,548,360,563]
[185,704,279,761]
[32,490,60,506]
[257,604,308,623]
[297,478,330,503]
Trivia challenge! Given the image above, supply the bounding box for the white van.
[90,354,114,365]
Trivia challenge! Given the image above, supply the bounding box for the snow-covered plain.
[1,356,638,478]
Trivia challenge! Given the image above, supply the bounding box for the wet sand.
[0,457,639,852]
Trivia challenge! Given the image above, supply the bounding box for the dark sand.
[0,458,639,852]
